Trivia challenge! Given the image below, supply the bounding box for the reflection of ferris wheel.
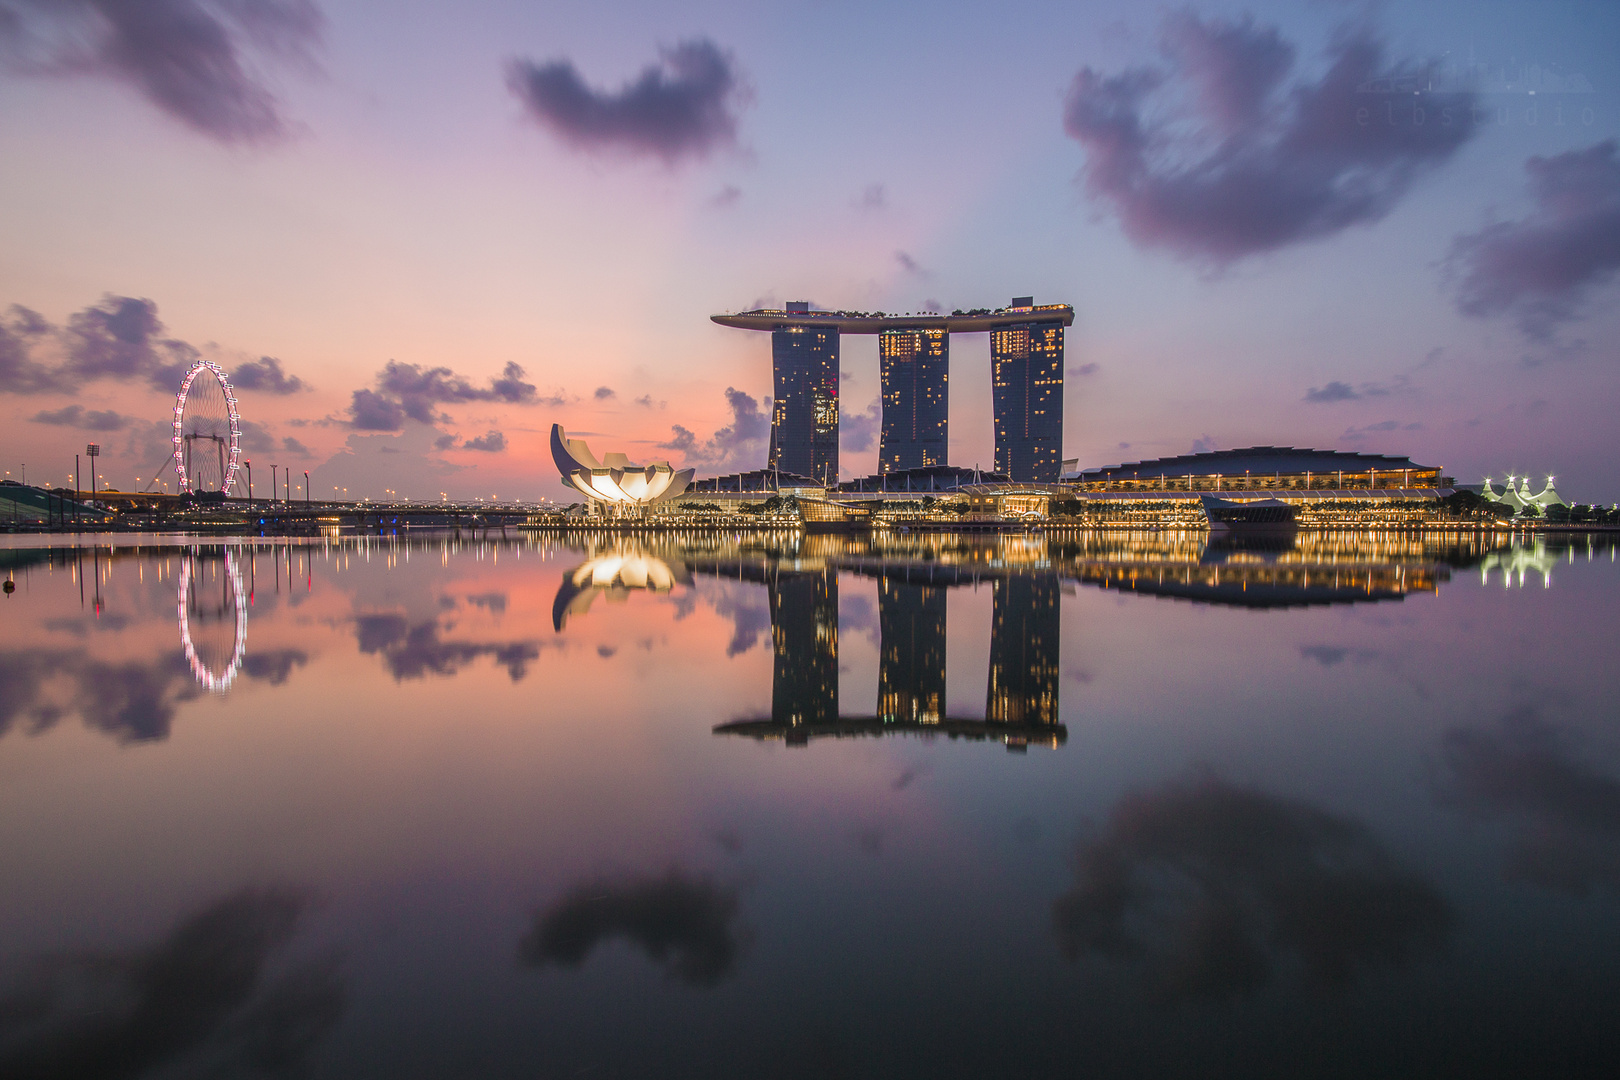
[173,360,241,495]
[178,549,247,691]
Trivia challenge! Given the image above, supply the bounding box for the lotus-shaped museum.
[551,424,694,508]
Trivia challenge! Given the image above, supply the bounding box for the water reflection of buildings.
[713,563,1065,751]
[878,578,945,725]
[1474,534,1613,588]
[550,530,1575,751]
[697,551,1066,750]
[770,571,840,726]
[986,575,1060,725]
[553,537,1067,749]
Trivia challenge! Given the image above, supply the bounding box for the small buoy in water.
[2,580,13,595]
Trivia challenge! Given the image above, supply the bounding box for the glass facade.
[990,321,1064,482]
[769,326,840,485]
[878,328,948,473]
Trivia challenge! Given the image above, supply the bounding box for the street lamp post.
[304,471,309,505]
[245,459,253,502]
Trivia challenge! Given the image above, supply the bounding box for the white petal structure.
[551,424,694,508]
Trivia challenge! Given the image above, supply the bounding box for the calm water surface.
[1,530,1617,1079]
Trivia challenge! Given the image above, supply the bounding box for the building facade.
[878,328,948,473]
[768,314,840,484]
[713,298,1074,487]
[990,310,1064,483]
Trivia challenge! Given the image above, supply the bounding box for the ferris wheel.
[173,360,242,495]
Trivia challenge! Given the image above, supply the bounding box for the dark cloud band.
[1447,140,1620,342]
[507,39,744,163]
[1063,15,1477,264]
[0,0,321,144]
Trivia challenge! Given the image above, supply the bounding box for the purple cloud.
[232,355,306,394]
[1447,140,1620,342]
[0,305,69,393]
[4,296,314,401]
[0,0,322,144]
[659,386,769,471]
[507,39,744,164]
[840,399,880,454]
[855,183,885,211]
[594,385,616,400]
[462,430,507,452]
[894,251,929,278]
[1062,15,1476,264]
[64,295,198,390]
[348,389,405,431]
[350,359,538,427]
[29,403,130,430]
[1304,380,1359,403]
[237,418,277,452]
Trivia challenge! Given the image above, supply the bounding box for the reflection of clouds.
[1298,644,1379,667]
[0,652,72,738]
[840,592,880,647]
[354,614,543,682]
[1438,706,1620,894]
[0,888,343,1080]
[520,871,742,987]
[0,650,197,743]
[41,615,131,636]
[706,580,771,658]
[239,649,310,686]
[1,643,309,745]
[1053,777,1452,1001]
[77,656,201,742]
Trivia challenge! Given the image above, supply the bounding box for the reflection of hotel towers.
[769,571,839,724]
[878,329,947,472]
[877,578,946,724]
[765,570,1059,732]
[985,576,1060,725]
